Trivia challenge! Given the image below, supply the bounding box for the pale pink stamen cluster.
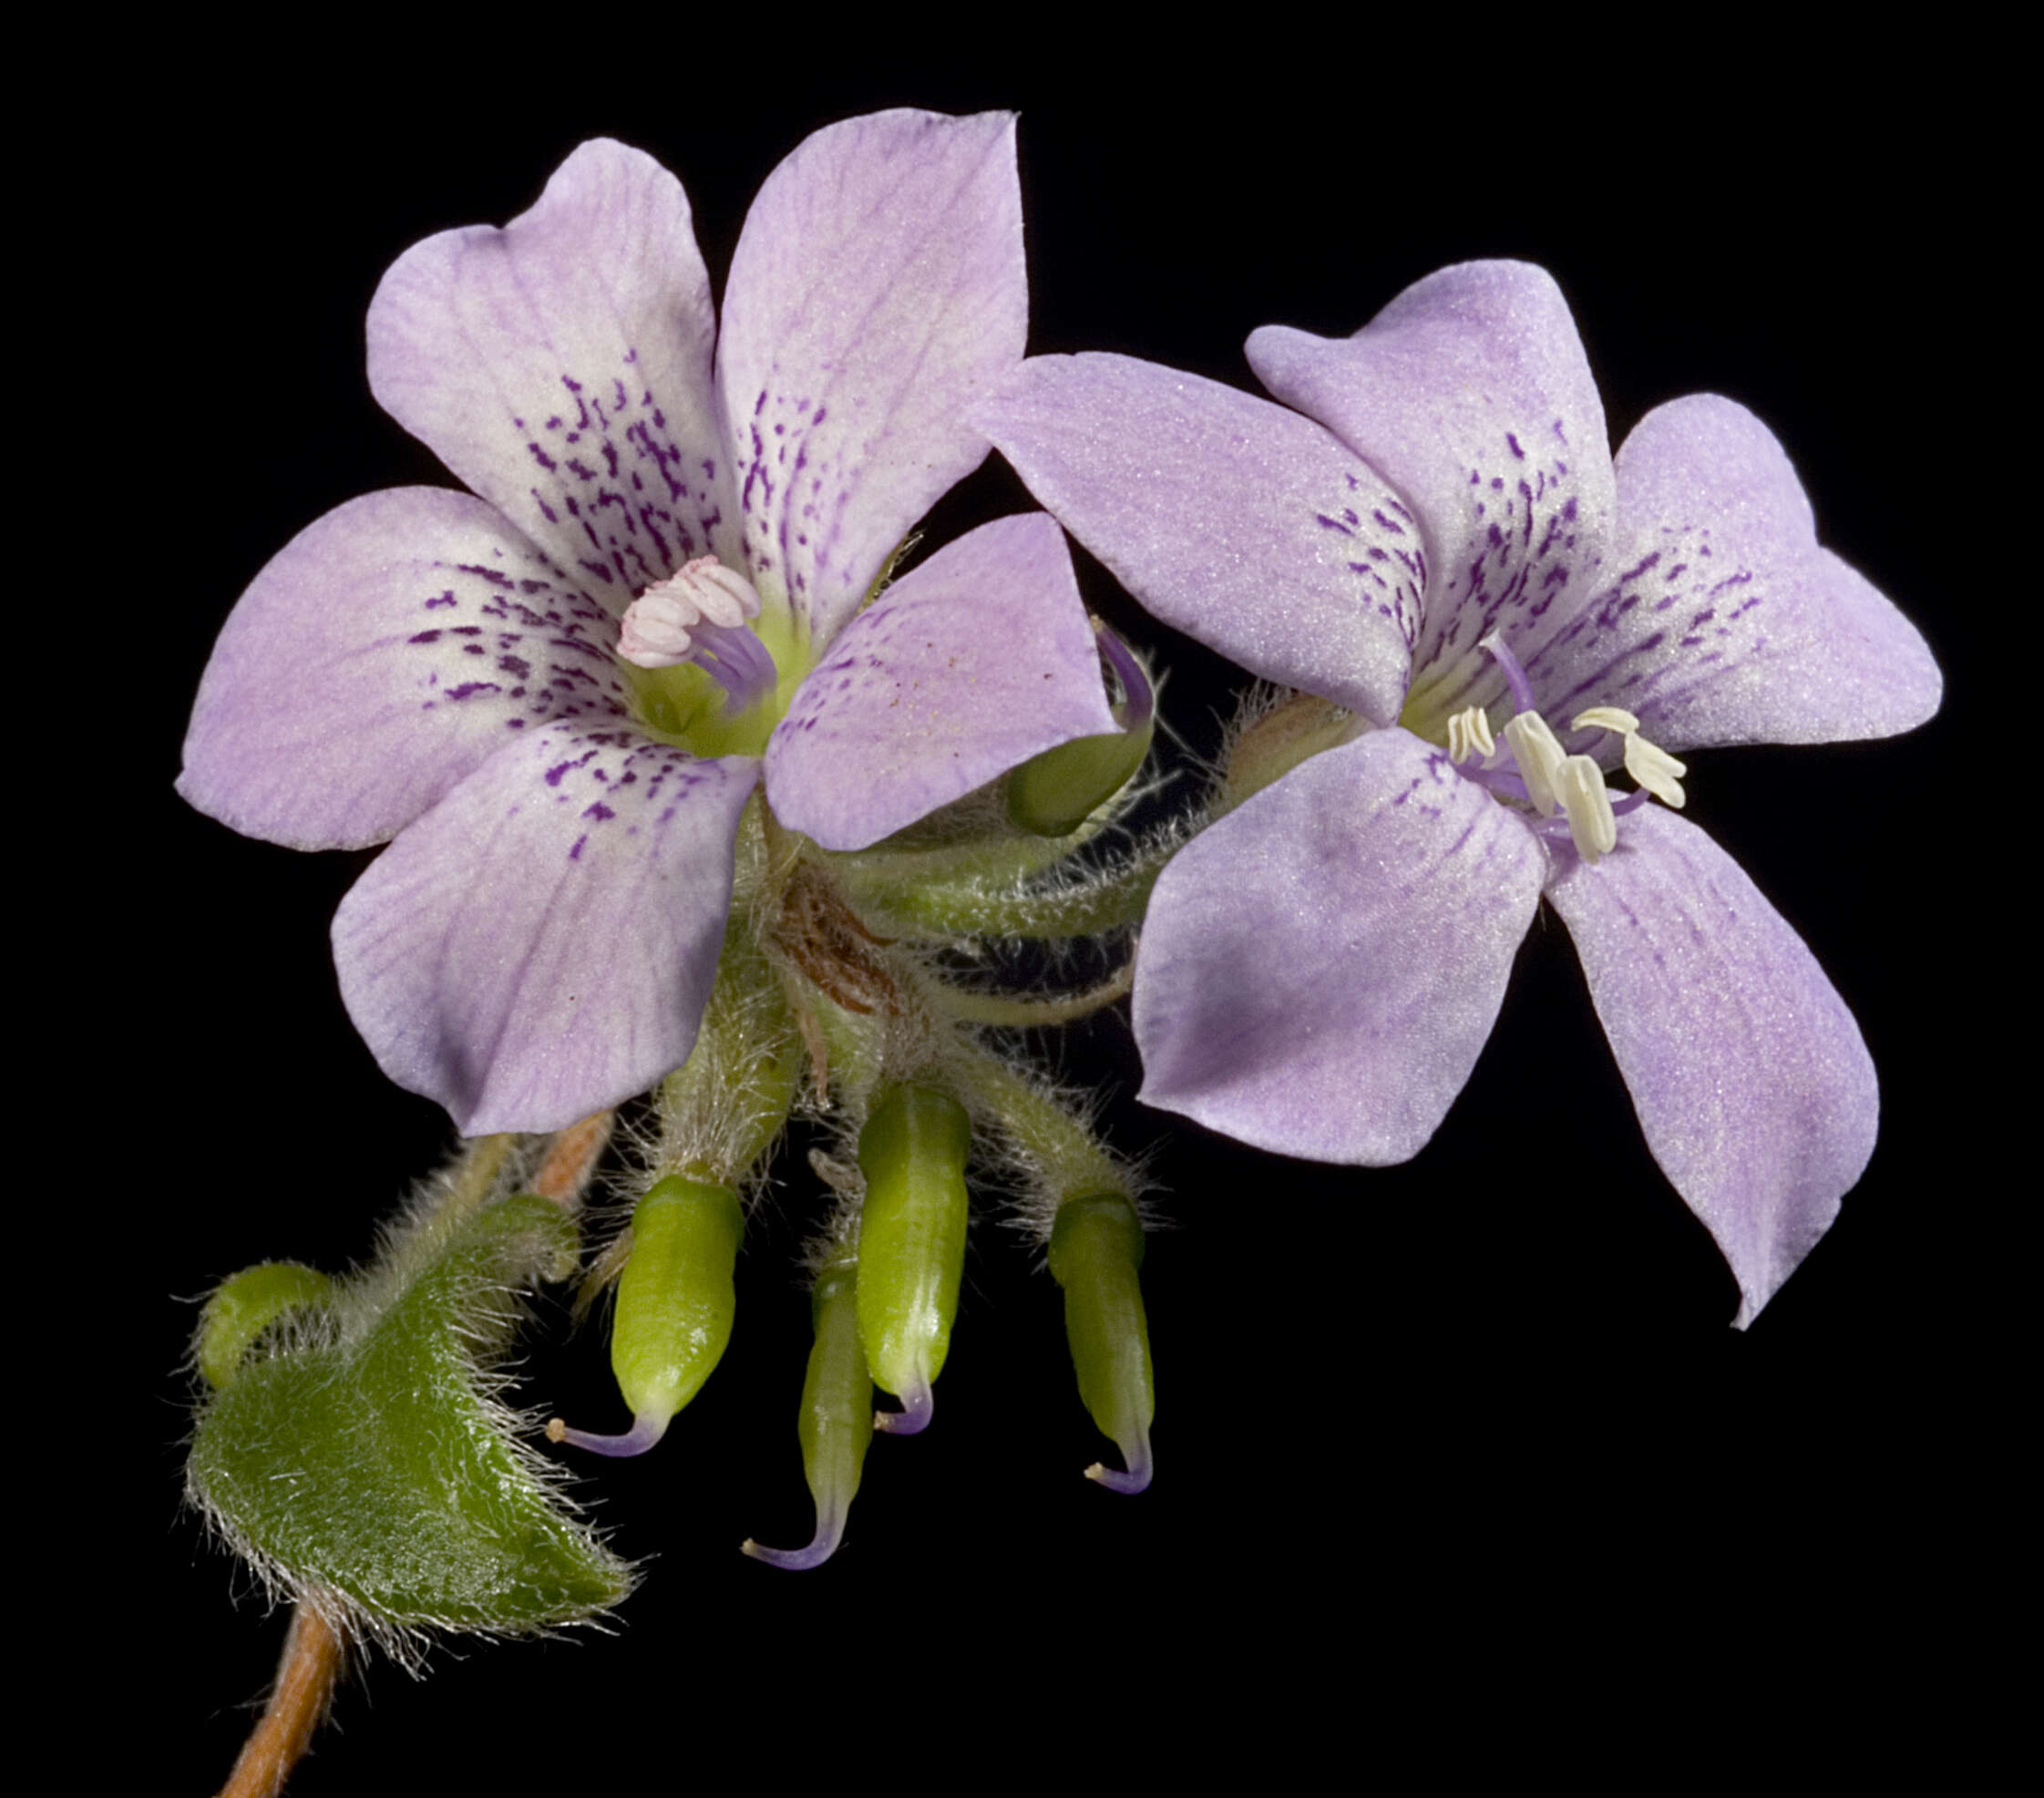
[618,556,763,669]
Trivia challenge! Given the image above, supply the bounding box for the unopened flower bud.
[1006,622,1156,836]
[549,1176,744,1457]
[856,1084,972,1434]
[741,1259,874,1571]
[198,1261,334,1391]
[1047,1192,1154,1494]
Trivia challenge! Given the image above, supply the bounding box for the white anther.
[1570,705,1640,735]
[1446,704,1495,764]
[1502,711,1566,816]
[1624,733,1688,809]
[618,558,764,669]
[1556,755,1618,862]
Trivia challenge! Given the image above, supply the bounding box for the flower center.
[1437,632,1688,863]
[616,558,808,759]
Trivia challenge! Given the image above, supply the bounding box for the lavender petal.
[764,513,1114,851]
[368,139,735,601]
[716,109,1026,649]
[1545,805,1878,1327]
[332,724,757,1135]
[1526,394,1942,752]
[978,352,1422,726]
[1134,729,1545,1163]
[179,488,625,850]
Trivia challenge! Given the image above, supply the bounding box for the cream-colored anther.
[1570,705,1642,735]
[1556,755,1618,862]
[1446,705,1495,765]
[1623,734,1688,808]
[1571,705,1687,809]
[1502,712,1566,816]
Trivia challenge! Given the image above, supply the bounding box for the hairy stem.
[441,1134,515,1224]
[930,961,1134,1028]
[848,835,1176,940]
[219,1601,344,1798]
[943,1043,1132,1205]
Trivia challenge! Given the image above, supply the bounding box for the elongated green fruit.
[1006,623,1156,836]
[551,1176,744,1458]
[742,1259,874,1570]
[197,1261,334,1391]
[856,1084,971,1434]
[1049,1191,1155,1494]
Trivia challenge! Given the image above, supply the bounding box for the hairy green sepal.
[188,1193,632,1635]
[1006,712,1155,837]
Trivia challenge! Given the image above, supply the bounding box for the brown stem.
[219,1601,344,1798]
[532,1111,614,1207]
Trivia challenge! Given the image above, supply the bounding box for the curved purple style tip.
[544,1409,670,1458]
[1084,1420,1153,1495]
[1095,618,1155,732]
[873,1379,934,1435]
[740,1499,850,1572]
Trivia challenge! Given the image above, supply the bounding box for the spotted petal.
[1247,262,1614,724]
[368,139,734,604]
[977,354,1422,725]
[1135,728,1545,1162]
[1525,395,1942,753]
[765,513,1114,850]
[1544,806,1878,1327]
[716,109,1026,647]
[333,725,757,1135]
[180,488,626,850]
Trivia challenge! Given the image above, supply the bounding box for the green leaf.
[188,1193,632,1638]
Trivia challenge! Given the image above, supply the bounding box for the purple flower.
[980,262,1942,1324]
[180,113,1114,1135]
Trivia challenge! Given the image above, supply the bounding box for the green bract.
[187,1192,632,1640]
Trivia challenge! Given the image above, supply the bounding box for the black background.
[112,52,1989,1789]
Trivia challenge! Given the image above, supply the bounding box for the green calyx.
[187,1193,632,1636]
[1049,1191,1155,1494]
[197,1261,334,1391]
[1006,627,1156,837]
[1006,713,1156,837]
[855,1084,972,1429]
[611,1177,745,1423]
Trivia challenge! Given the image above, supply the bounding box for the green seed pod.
[856,1084,972,1433]
[551,1176,744,1458]
[197,1262,334,1391]
[1048,1191,1155,1493]
[1005,623,1156,837]
[742,1259,874,1570]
